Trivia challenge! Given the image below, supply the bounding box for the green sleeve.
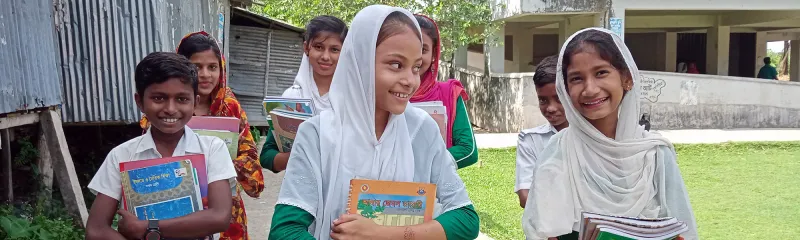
[268,204,315,240]
[259,129,281,173]
[772,66,779,79]
[435,205,480,240]
[448,96,478,169]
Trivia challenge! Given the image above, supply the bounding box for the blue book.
[121,159,202,220]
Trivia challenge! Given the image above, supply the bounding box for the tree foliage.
[248,0,503,63]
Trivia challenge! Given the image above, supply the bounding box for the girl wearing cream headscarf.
[260,16,348,173]
[521,28,698,240]
[268,5,478,240]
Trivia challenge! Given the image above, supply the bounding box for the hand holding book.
[330,214,384,239]
[116,209,147,239]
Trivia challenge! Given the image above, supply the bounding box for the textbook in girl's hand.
[268,110,309,153]
[188,116,239,159]
[346,179,436,227]
[262,97,315,121]
[578,212,688,240]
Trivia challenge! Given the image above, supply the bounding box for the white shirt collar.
[523,124,559,135]
[135,126,203,156]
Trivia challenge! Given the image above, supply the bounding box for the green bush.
[0,204,84,240]
[0,131,85,240]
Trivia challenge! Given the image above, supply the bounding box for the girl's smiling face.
[565,44,632,126]
[420,31,434,75]
[374,25,422,116]
[305,32,343,78]
[189,49,221,98]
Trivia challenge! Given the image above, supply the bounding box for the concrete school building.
[447,0,800,132]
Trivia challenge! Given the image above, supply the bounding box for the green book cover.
[193,130,238,160]
[595,231,636,240]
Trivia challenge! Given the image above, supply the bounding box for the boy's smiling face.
[537,83,567,128]
[135,77,197,135]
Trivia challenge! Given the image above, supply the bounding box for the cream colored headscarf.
[276,5,465,239]
[282,55,331,113]
[521,27,698,240]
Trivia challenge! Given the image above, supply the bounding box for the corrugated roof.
[232,7,304,33]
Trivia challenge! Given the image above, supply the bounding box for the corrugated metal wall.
[267,31,303,96]
[229,25,269,126]
[0,0,63,114]
[228,25,302,126]
[55,0,229,123]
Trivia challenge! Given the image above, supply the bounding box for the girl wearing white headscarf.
[260,15,348,173]
[268,5,478,240]
[521,28,698,240]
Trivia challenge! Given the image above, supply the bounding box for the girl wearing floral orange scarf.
[139,31,265,240]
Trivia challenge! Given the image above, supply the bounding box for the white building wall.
[503,0,800,16]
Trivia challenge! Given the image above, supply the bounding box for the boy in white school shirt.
[85,52,236,240]
[515,55,569,208]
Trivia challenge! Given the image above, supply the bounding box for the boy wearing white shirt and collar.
[86,52,237,240]
[515,55,569,208]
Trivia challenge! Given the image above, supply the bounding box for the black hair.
[533,55,558,88]
[305,15,348,44]
[561,30,628,80]
[763,57,771,65]
[377,12,420,46]
[414,15,439,49]
[135,52,198,96]
[176,33,222,67]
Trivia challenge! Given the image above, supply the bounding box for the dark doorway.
[729,33,756,78]
[677,33,707,74]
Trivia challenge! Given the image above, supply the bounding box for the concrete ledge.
[475,129,800,149]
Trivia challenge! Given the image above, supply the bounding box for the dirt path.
[244,138,283,240]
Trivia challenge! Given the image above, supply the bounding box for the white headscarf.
[278,5,422,238]
[522,28,698,239]
[282,55,331,113]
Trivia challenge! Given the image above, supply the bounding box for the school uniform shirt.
[270,108,478,240]
[88,126,238,239]
[515,124,558,193]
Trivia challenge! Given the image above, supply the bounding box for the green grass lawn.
[458,142,800,240]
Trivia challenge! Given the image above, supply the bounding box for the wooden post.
[37,125,54,192]
[40,110,88,227]
[1,129,12,202]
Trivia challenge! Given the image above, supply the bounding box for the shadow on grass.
[477,209,501,237]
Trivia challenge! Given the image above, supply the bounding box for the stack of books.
[119,154,208,220]
[579,212,689,240]
[263,97,315,152]
[187,116,239,159]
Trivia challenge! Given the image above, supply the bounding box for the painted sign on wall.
[609,17,624,39]
[639,74,667,103]
[218,12,225,48]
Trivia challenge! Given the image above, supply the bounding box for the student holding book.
[260,15,349,173]
[515,55,568,209]
[269,5,479,240]
[411,14,478,169]
[139,32,265,240]
[521,28,698,240]
[86,52,237,239]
